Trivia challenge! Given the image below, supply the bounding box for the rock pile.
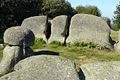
[20,14,115,48]
[0,26,35,74]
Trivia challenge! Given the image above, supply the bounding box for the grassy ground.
[0,30,119,68]
[33,41,120,68]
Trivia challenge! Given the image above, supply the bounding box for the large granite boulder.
[0,46,22,74]
[79,61,120,80]
[48,15,69,44]
[0,55,80,80]
[67,14,113,48]
[21,16,49,42]
[4,26,35,47]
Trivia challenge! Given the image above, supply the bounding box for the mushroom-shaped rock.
[4,26,35,47]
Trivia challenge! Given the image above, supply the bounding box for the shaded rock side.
[80,61,120,80]
[21,16,49,42]
[67,14,113,48]
[4,26,35,47]
[0,55,80,80]
[48,15,69,44]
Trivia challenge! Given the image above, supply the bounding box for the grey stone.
[4,26,35,47]
[114,30,120,52]
[0,46,22,75]
[101,17,111,28]
[0,55,80,80]
[80,61,120,80]
[21,16,49,42]
[48,15,69,44]
[67,14,113,48]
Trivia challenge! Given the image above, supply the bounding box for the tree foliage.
[113,2,120,28]
[41,0,75,18]
[0,0,42,42]
[75,5,101,16]
[0,0,41,24]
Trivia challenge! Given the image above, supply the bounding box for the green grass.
[31,38,46,49]
[31,38,120,67]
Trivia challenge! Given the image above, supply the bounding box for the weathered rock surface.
[67,14,113,48]
[101,17,111,28]
[0,55,80,80]
[48,15,69,44]
[114,30,120,52]
[0,46,22,74]
[4,26,35,47]
[80,61,120,80]
[21,16,49,42]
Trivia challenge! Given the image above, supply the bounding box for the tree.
[0,0,42,43]
[113,2,120,28]
[41,0,75,18]
[0,0,42,24]
[75,5,101,16]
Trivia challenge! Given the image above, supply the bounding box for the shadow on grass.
[33,49,59,56]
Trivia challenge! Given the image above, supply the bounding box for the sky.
[67,0,120,20]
